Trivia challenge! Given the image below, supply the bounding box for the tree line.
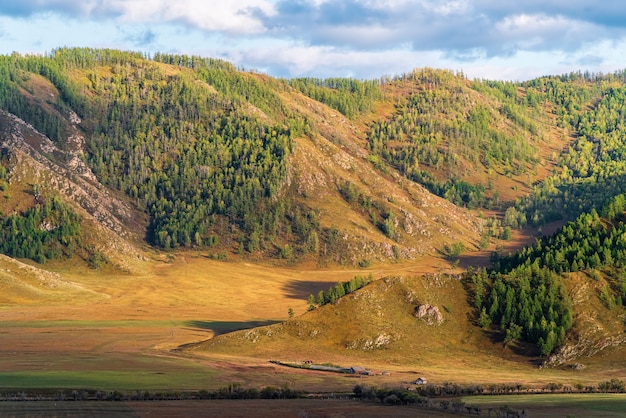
[288,77,382,118]
[0,195,82,263]
[469,193,626,355]
[307,274,374,310]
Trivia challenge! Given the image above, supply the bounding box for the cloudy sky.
[0,0,625,80]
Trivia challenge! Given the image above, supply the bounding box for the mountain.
[4,48,626,366]
[0,49,485,268]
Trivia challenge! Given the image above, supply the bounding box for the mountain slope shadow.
[183,320,280,337]
[281,280,340,300]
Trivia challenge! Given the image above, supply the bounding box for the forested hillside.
[3,48,626,271]
[0,49,310,253]
[0,48,479,266]
[367,69,542,209]
[518,72,626,225]
[468,193,626,356]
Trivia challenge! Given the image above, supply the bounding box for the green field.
[463,393,626,417]
[0,369,220,391]
[0,347,222,391]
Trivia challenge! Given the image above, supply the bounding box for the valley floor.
[1,252,626,394]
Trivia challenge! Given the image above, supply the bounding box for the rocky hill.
[0,109,146,272]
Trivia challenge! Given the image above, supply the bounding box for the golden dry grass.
[0,251,437,390]
[186,271,626,391]
[3,249,626,392]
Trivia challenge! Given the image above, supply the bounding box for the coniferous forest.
[0,48,315,254]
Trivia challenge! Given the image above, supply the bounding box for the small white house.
[413,377,427,385]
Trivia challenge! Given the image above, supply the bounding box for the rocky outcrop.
[0,110,142,239]
[542,334,626,368]
[0,109,147,272]
[414,304,444,325]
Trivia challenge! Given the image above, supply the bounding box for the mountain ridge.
[0,49,490,268]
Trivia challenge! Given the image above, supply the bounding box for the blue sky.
[1,0,625,80]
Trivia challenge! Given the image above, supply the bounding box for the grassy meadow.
[1,250,626,397]
[0,251,423,391]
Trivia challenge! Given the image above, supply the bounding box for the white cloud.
[496,14,574,38]
[493,13,604,53]
[315,24,400,49]
[427,0,470,16]
[105,0,276,34]
[224,41,444,78]
[2,0,626,80]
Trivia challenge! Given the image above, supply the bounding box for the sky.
[0,1,625,81]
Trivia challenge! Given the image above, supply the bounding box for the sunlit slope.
[191,269,626,381]
[0,254,99,304]
[189,275,498,366]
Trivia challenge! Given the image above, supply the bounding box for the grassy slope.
[282,85,483,264]
[188,271,626,389]
[548,271,626,370]
[4,252,624,391]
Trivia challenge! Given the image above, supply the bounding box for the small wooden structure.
[350,366,369,375]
